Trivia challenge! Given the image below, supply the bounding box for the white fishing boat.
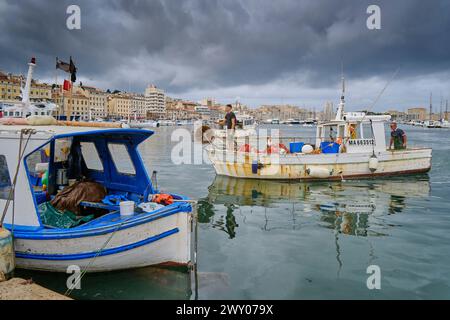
[440,120,450,128]
[0,58,195,273]
[207,79,432,180]
[128,120,160,129]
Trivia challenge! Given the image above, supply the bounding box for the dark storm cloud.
[1,0,449,108]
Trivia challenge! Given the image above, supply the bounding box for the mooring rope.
[65,199,199,299]
[64,216,129,297]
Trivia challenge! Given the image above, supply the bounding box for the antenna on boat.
[335,62,345,121]
[360,67,401,122]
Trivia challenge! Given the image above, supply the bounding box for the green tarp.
[39,202,94,229]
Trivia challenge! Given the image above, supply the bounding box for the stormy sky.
[1,0,449,111]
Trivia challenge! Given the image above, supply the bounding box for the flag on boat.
[56,57,71,73]
[63,80,71,91]
[56,56,77,83]
[69,56,77,83]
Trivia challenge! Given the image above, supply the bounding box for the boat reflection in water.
[16,266,192,300]
[200,175,431,238]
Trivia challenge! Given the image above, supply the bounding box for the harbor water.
[15,125,450,299]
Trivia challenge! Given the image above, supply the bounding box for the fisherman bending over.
[389,121,407,150]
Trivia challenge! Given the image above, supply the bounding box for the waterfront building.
[0,71,52,102]
[52,86,90,119]
[251,104,314,122]
[107,93,132,119]
[131,94,147,120]
[323,102,334,121]
[195,105,211,120]
[165,98,200,120]
[200,97,216,108]
[82,86,109,119]
[145,84,166,118]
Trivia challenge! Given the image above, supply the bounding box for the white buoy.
[0,227,15,280]
[302,144,314,154]
[307,167,331,178]
[368,156,379,172]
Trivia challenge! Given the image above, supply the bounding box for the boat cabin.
[315,112,391,154]
[0,127,156,229]
[2,103,57,118]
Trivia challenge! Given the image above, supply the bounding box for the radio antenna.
[361,67,401,122]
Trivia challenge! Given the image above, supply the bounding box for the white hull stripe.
[14,228,178,260]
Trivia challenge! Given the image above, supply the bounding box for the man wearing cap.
[389,121,407,150]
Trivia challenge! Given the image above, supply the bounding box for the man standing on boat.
[389,121,407,150]
[220,104,237,150]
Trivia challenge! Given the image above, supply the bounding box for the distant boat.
[158,120,176,126]
[423,120,441,128]
[129,120,160,129]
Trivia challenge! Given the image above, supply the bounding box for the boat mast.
[446,99,448,121]
[429,92,433,121]
[335,65,345,121]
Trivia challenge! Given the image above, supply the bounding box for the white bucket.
[119,201,135,217]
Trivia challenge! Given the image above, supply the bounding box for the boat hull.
[207,148,432,180]
[11,210,192,273]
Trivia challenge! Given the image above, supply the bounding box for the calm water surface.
[17,125,450,299]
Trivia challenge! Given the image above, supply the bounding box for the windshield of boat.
[108,143,136,175]
[80,142,103,171]
[323,125,338,141]
[362,122,374,139]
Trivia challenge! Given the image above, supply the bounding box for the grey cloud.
[0,0,449,109]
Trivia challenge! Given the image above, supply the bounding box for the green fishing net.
[38,202,94,229]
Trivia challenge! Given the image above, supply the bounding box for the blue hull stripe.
[15,228,179,261]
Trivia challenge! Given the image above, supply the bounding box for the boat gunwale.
[214,167,432,182]
[7,199,191,240]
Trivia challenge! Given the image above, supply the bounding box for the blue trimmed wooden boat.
[0,126,193,272]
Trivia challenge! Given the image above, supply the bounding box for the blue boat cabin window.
[80,142,103,171]
[107,143,136,175]
[0,155,12,200]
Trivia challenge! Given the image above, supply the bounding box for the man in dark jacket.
[389,121,407,150]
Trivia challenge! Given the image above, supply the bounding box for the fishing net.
[39,201,94,229]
